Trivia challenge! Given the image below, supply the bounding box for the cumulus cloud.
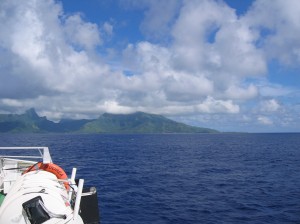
[244,0,300,65]
[102,22,114,37]
[171,0,266,77]
[257,116,273,125]
[120,0,181,40]
[63,14,102,50]
[121,0,266,111]
[0,0,299,132]
[260,99,280,112]
[195,97,240,114]
[224,84,258,100]
[0,0,109,114]
[258,82,294,97]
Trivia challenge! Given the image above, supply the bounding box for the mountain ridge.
[0,108,219,133]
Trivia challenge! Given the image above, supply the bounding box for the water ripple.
[1,133,300,223]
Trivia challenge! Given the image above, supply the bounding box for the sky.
[0,0,300,133]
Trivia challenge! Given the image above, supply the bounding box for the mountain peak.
[25,108,39,119]
[91,111,218,133]
[0,109,219,133]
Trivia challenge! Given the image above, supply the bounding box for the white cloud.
[120,0,181,40]
[123,41,171,73]
[171,0,267,78]
[260,99,280,112]
[102,22,113,36]
[141,0,180,40]
[224,84,258,100]
[244,0,300,65]
[0,0,108,95]
[101,101,135,114]
[195,97,240,114]
[257,116,273,125]
[258,81,293,97]
[121,0,266,109]
[63,14,102,50]
[164,73,214,102]
[0,0,299,132]
[1,99,23,107]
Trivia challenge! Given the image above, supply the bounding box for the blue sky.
[0,0,300,132]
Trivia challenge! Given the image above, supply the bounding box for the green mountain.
[0,108,90,133]
[0,108,46,133]
[81,112,218,133]
[0,109,219,133]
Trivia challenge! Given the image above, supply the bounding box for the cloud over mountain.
[0,0,299,132]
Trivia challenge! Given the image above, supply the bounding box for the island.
[0,108,219,134]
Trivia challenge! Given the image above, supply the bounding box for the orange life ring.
[23,162,70,190]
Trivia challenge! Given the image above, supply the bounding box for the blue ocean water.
[0,133,300,224]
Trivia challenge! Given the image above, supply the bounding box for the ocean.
[0,133,300,223]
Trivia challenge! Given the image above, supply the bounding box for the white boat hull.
[0,147,99,224]
[0,170,83,223]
